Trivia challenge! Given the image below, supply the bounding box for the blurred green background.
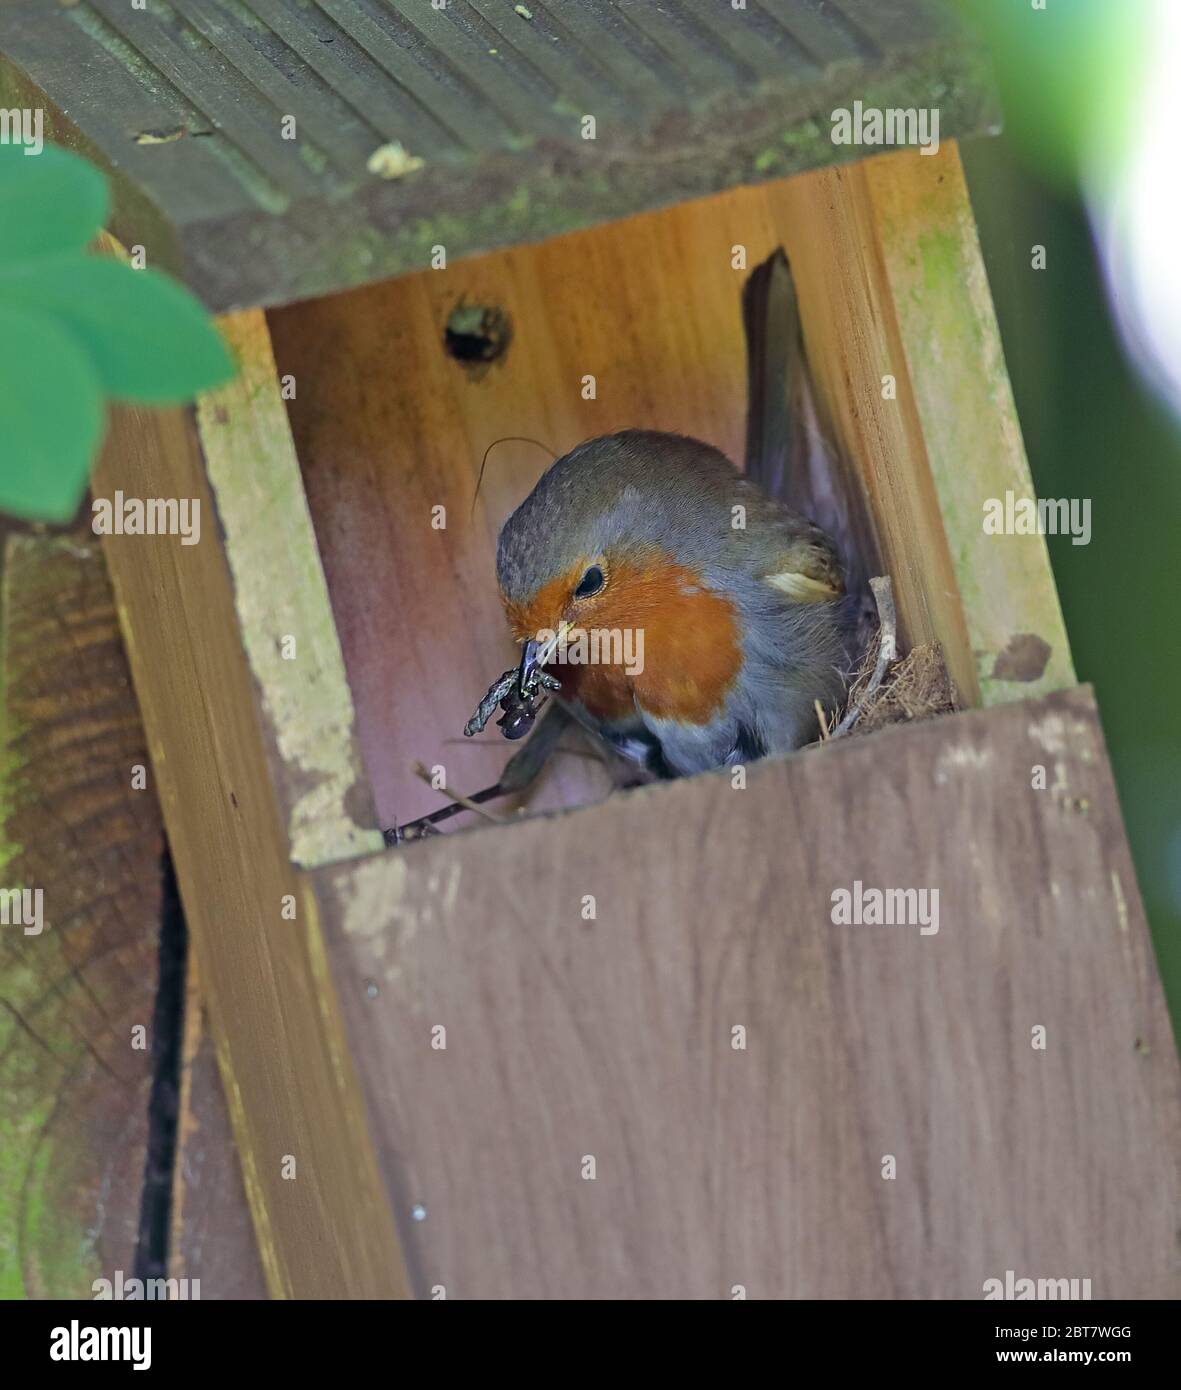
[960,0,1181,1033]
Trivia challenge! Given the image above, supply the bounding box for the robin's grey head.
[495,430,743,629]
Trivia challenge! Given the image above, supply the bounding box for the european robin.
[495,429,855,777]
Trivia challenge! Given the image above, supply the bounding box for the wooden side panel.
[860,146,1075,702]
[319,687,1181,1299]
[93,402,408,1299]
[769,141,1073,704]
[0,536,158,1298]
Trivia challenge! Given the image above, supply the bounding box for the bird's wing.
[760,517,845,602]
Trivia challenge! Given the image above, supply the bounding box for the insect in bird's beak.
[464,624,567,740]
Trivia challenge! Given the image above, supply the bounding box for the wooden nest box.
[7,0,1178,1298]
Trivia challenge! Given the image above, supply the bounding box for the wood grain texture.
[319,686,1181,1299]
[0,0,998,309]
[767,142,1073,705]
[93,401,409,1299]
[0,535,158,1299]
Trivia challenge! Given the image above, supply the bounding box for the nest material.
[842,637,958,736]
[816,575,958,742]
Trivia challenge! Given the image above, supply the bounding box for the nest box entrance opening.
[264,147,1066,846]
[267,183,858,836]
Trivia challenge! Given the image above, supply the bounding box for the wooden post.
[0,536,159,1297]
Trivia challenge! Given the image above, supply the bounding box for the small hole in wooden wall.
[443,301,512,374]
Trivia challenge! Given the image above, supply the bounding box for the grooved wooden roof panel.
[0,1,998,310]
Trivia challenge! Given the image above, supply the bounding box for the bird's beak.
[517,625,565,694]
[516,639,540,694]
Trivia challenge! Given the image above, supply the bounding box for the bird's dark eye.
[574,565,604,599]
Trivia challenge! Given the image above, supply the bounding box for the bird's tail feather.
[742,248,876,608]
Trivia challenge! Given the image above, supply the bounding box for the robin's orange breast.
[504,554,743,727]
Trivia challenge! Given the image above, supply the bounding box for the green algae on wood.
[863,145,1075,704]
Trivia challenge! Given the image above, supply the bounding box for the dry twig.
[411,761,508,824]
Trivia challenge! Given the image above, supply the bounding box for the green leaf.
[0,304,104,522]
[0,143,110,260]
[0,254,234,402]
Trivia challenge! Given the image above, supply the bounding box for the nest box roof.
[0,1,998,312]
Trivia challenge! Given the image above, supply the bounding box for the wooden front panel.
[319,687,1181,1299]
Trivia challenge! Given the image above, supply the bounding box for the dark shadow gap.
[132,845,188,1283]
